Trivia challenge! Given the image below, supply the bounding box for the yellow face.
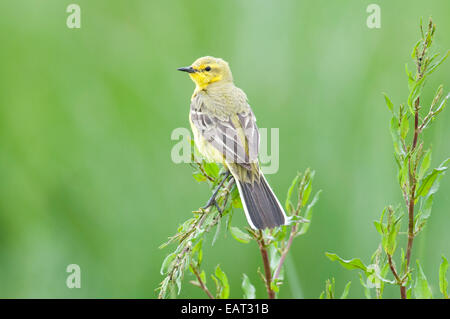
[178,56,233,89]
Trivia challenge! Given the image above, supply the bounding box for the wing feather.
[190,94,259,170]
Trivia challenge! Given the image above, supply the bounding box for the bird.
[178,56,287,229]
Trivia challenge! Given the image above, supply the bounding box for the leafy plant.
[319,278,352,299]
[326,18,449,299]
[157,141,320,298]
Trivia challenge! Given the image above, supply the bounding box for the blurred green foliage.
[0,0,448,298]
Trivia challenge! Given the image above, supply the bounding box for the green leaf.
[407,76,426,113]
[210,274,219,297]
[340,281,352,299]
[378,207,387,230]
[190,268,207,288]
[241,274,256,299]
[398,153,410,187]
[414,261,432,299]
[434,92,449,116]
[378,263,390,298]
[232,198,242,208]
[271,278,281,293]
[419,193,434,221]
[365,264,380,289]
[298,190,321,236]
[192,172,207,182]
[416,158,449,198]
[231,186,242,208]
[203,162,220,179]
[175,270,183,294]
[380,207,401,256]
[214,265,230,299]
[390,116,404,157]
[418,149,432,181]
[426,50,450,76]
[325,252,367,272]
[411,40,421,58]
[269,245,281,275]
[230,226,252,244]
[384,217,400,256]
[285,173,300,213]
[405,64,415,91]
[383,93,394,112]
[272,225,287,242]
[439,256,449,298]
[421,92,449,131]
[419,17,424,38]
[359,273,372,299]
[373,220,383,235]
[302,171,314,205]
[199,270,207,285]
[212,216,221,246]
[160,252,175,275]
[322,278,335,299]
[365,263,394,289]
[430,85,444,112]
[407,287,412,299]
[400,114,409,140]
[192,238,203,266]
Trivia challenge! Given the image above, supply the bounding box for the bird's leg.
[219,169,229,176]
[202,170,231,211]
[214,202,223,215]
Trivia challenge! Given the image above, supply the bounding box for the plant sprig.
[242,169,321,298]
[157,143,237,299]
[158,143,320,298]
[326,17,449,299]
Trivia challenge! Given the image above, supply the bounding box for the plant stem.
[398,20,428,296]
[158,161,234,299]
[400,97,420,299]
[191,264,215,299]
[193,159,215,182]
[257,230,275,299]
[274,174,307,281]
[387,254,401,283]
[400,286,407,300]
[273,224,297,281]
[388,253,406,299]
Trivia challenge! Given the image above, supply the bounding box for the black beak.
[177,66,196,73]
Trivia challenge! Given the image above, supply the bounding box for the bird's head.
[178,56,233,89]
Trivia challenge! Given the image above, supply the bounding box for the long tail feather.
[234,172,287,229]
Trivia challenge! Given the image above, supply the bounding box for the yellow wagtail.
[178,56,287,229]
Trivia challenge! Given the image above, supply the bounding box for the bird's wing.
[236,109,259,163]
[190,94,259,170]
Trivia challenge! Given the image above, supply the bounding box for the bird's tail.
[234,172,287,229]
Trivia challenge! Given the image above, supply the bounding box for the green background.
[0,0,448,298]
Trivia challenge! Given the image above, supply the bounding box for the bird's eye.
[205,66,211,71]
